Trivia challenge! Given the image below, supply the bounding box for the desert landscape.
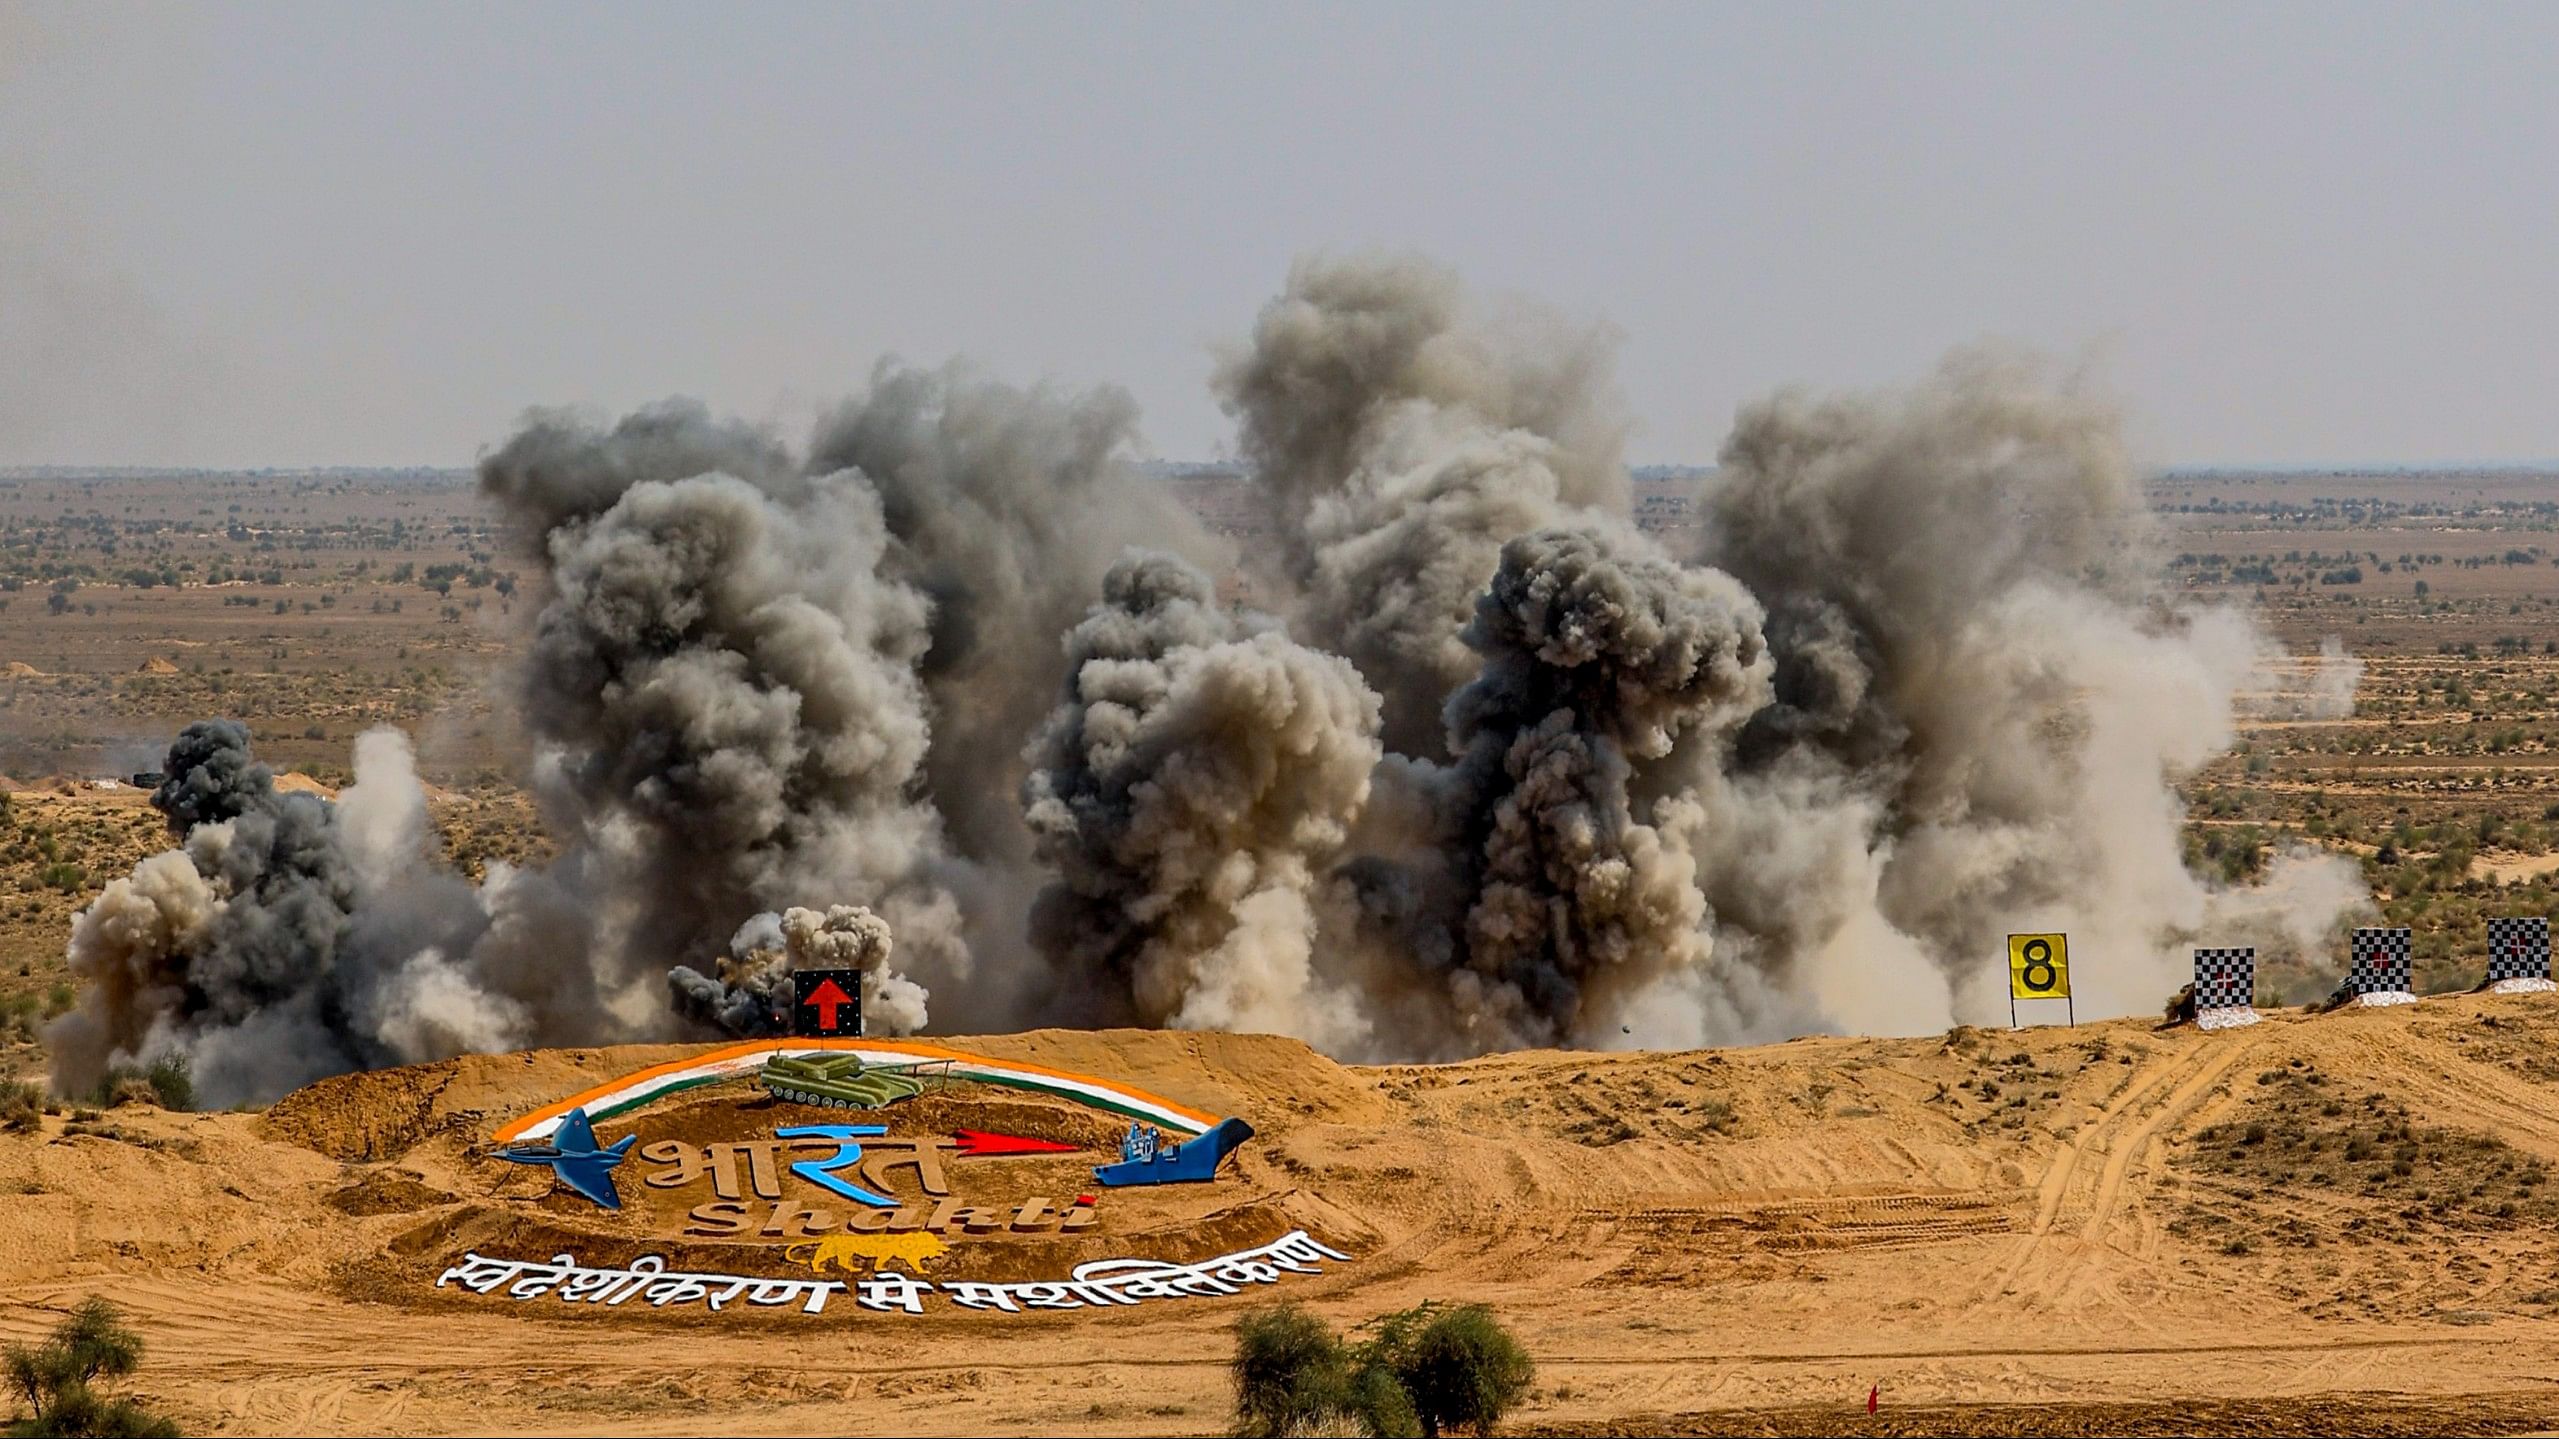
[11,9,2559,1433]
[9,467,2559,1434]
[13,1002,2559,1434]
[16,464,2559,1019]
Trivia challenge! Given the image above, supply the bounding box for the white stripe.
[507,1044,1208,1142]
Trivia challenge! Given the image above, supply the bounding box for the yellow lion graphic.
[785,1232,951,1276]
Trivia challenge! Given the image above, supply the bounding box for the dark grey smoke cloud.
[50,721,362,1102]
[1284,527,1771,1056]
[54,367,1210,1098]
[53,396,960,1100]
[807,362,1221,874]
[50,721,611,1105]
[476,397,968,1044]
[1022,552,1382,1046]
[1677,348,2366,1032]
[1213,254,1631,757]
[1428,529,1769,1045]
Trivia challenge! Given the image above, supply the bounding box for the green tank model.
[756,1053,930,1109]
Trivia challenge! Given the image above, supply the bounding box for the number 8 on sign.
[2007,933,2073,1028]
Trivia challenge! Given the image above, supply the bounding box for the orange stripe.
[493,1038,1220,1142]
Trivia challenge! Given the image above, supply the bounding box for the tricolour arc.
[491,1039,1219,1144]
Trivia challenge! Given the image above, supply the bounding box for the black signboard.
[791,969,862,1038]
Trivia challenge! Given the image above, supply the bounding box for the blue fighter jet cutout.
[493,1107,635,1210]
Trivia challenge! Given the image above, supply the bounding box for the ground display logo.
[444,1038,1349,1318]
[654,1117,1104,1243]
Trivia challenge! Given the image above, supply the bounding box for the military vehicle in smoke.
[756,1052,931,1109]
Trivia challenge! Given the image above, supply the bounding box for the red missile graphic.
[951,1129,1081,1157]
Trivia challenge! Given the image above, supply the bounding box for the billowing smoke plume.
[1023,552,1382,1048]
[54,367,1219,1099]
[1214,255,1630,757]
[481,399,962,1002]
[55,255,2372,1101]
[807,365,1218,869]
[1393,529,1769,1049]
[51,722,606,1103]
[1683,347,2369,1033]
[51,721,356,1100]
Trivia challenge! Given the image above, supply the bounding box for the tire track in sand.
[2077,1035,2259,1241]
[1976,1031,2260,1312]
[1979,1042,2205,1299]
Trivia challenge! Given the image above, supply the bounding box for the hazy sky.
[3,2,2553,469]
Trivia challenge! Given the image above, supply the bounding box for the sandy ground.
[2473,850,2559,885]
[10,1004,2559,1435]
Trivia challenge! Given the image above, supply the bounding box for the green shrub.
[1232,1305,1349,1438]
[1358,1303,1534,1438]
[95,1073,154,1111]
[1232,1301,1533,1438]
[3,1296,177,1436]
[1,1083,41,1135]
[142,1056,192,1114]
[84,1054,193,1114]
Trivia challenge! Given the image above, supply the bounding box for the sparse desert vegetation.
[16,466,2559,1063]
[11,468,2559,1436]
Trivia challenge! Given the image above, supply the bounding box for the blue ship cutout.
[493,1107,636,1210]
[1093,1117,1254,1187]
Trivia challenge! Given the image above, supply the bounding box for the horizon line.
[9,458,2559,480]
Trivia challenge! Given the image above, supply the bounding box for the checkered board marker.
[2192,946,2256,1011]
[2487,917,2551,984]
[2347,927,2414,996]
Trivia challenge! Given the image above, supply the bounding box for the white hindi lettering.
[432,1230,1350,1317]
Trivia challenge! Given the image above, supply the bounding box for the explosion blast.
[51,256,2367,1104]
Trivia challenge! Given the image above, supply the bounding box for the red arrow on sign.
[802,977,854,1031]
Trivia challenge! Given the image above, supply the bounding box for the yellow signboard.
[2008,933,2070,1000]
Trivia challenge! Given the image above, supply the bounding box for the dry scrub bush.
[4,1297,176,1437]
[1233,1301,1533,1438]
[0,1083,40,1134]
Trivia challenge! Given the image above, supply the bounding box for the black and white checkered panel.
[2487,917,2552,983]
[2193,947,2256,1010]
[2347,927,2414,995]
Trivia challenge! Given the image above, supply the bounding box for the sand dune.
[9,1005,2559,1434]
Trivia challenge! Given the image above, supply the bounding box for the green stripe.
[954,1071,1193,1128]
[583,1069,736,1125]
[569,1059,1205,1135]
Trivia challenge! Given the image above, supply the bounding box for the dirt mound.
[137,656,179,674]
[265,1044,704,1160]
[327,1169,458,1216]
[263,1030,1369,1164]
[961,1027,1392,1126]
[2,660,38,677]
[271,770,338,799]
[266,1061,455,1162]
[13,1002,2559,1434]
